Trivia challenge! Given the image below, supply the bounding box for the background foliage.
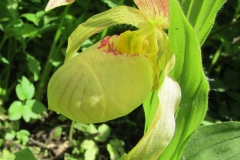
[0,0,239,159]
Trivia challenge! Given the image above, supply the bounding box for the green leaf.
[101,0,118,8]
[52,126,62,139]
[107,139,126,160]
[81,140,99,160]
[182,122,240,160]
[0,54,9,64]
[3,148,36,160]
[16,130,30,145]
[158,0,210,159]
[179,0,226,45]
[31,100,46,114]
[94,124,111,142]
[4,130,16,140]
[88,124,98,134]
[143,90,159,132]
[22,106,32,122]
[8,101,23,121]
[16,76,35,101]
[26,54,41,81]
[22,99,43,122]
[21,11,45,26]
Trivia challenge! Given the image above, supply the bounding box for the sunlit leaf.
[94,124,111,142]
[5,130,16,140]
[81,140,99,160]
[8,101,23,121]
[107,139,126,160]
[16,76,35,101]
[21,11,45,26]
[0,54,9,64]
[178,0,226,45]
[182,122,240,160]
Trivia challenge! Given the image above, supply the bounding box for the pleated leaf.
[179,0,226,45]
[182,122,240,160]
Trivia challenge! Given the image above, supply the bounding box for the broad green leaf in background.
[16,76,35,101]
[182,122,240,160]
[159,0,210,159]
[179,0,226,45]
[3,148,36,160]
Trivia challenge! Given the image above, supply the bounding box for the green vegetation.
[0,0,240,159]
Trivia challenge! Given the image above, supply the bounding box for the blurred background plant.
[0,0,239,159]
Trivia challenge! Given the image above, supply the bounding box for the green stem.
[69,120,75,142]
[208,43,223,73]
[0,33,8,51]
[36,6,70,100]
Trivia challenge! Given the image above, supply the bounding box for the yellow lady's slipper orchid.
[48,23,159,123]
[46,0,181,159]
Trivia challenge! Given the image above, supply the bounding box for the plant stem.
[0,33,8,51]
[69,120,75,142]
[208,44,223,73]
[36,6,70,100]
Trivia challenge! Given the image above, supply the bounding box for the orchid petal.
[124,76,181,160]
[48,39,154,123]
[45,0,74,11]
[65,6,147,62]
[133,0,169,28]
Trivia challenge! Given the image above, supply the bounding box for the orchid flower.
[46,0,181,159]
